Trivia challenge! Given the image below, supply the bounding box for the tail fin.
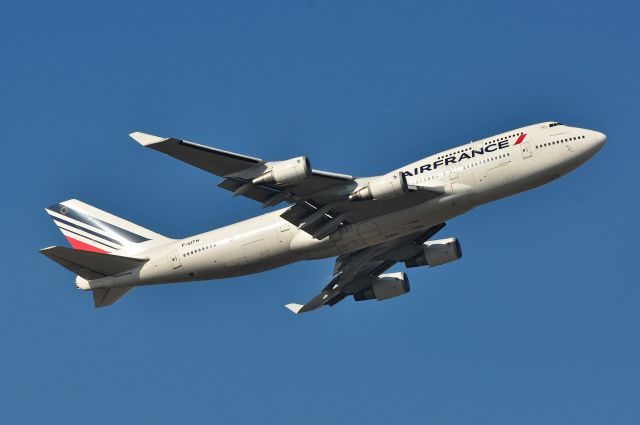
[45,199,171,255]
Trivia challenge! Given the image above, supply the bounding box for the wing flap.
[217,178,280,203]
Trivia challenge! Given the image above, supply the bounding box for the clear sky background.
[2,1,639,424]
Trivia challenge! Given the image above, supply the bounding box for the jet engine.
[252,156,311,186]
[349,172,409,202]
[354,272,410,301]
[405,237,462,268]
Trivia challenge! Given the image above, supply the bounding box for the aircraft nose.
[591,130,607,152]
[594,131,607,148]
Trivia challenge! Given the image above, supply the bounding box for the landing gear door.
[169,251,182,269]
[521,142,532,159]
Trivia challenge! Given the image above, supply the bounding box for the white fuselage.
[85,122,606,290]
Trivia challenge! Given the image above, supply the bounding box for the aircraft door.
[520,142,532,159]
[449,166,458,180]
[168,251,182,269]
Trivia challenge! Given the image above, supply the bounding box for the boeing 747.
[40,122,606,313]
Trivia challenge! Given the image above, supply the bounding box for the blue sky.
[2,1,639,423]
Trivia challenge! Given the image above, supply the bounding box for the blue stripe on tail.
[47,203,150,243]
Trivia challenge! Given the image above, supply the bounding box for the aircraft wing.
[130,132,354,204]
[285,223,446,314]
[132,132,444,239]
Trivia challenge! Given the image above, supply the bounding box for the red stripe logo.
[515,133,527,145]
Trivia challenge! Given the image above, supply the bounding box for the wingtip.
[285,303,304,314]
[129,131,167,146]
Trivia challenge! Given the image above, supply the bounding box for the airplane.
[40,121,606,313]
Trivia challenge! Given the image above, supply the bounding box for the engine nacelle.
[252,156,311,186]
[354,272,410,302]
[349,172,408,202]
[405,237,462,268]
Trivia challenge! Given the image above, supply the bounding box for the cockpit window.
[549,122,563,127]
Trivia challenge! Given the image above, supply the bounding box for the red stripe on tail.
[64,236,109,254]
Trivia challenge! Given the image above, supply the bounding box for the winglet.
[129,132,168,146]
[285,303,304,314]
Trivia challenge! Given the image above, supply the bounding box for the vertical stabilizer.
[45,199,172,255]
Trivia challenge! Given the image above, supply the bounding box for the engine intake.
[405,237,462,268]
[354,272,410,301]
[349,172,408,202]
[252,156,311,186]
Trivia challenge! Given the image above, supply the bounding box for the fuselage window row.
[184,243,214,257]
[424,152,511,182]
[535,135,585,149]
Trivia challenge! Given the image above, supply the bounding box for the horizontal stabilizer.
[45,199,172,255]
[93,287,133,308]
[40,246,148,280]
